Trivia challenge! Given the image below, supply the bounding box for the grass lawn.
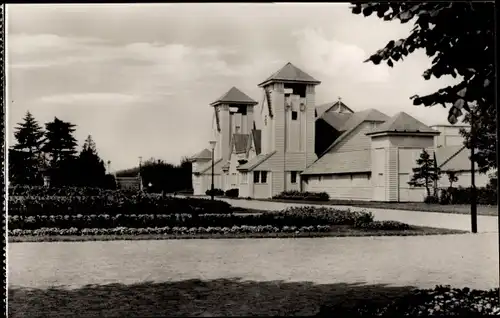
[258,198,498,216]
[7,278,419,317]
[8,225,464,243]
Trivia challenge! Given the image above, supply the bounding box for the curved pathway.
[192,196,498,233]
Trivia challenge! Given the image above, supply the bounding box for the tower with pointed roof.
[210,86,258,169]
[254,62,321,195]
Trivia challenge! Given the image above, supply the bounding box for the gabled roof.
[237,152,276,171]
[194,158,224,174]
[315,100,354,118]
[367,112,439,136]
[190,148,212,161]
[436,145,471,172]
[258,62,321,87]
[302,150,371,175]
[210,87,257,106]
[319,109,390,157]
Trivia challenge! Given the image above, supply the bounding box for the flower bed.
[8,195,232,216]
[319,285,500,316]
[8,185,136,197]
[8,225,334,237]
[8,207,377,230]
[273,190,330,201]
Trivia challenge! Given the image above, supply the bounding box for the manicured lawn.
[264,199,498,216]
[8,225,464,243]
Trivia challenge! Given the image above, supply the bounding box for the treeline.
[9,111,115,188]
[116,157,193,194]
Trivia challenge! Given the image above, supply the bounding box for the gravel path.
[198,196,498,233]
[8,233,498,290]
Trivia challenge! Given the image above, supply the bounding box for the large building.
[190,62,490,202]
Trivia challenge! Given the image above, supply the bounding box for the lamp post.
[470,108,477,234]
[209,140,217,201]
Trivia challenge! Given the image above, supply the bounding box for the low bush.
[8,207,377,230]
[8,224,334,237]
[273,190,330,201]
[424,195,439,204]
[437,186,497,205]
[318,285,500,316]
[205,188,224,196]
[8,195,232,216]
[8,185,136,197]
[354,220,411,231]
[225,188,239,198]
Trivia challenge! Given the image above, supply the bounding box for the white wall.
[304,173,372,200]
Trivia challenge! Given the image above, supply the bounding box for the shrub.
[205,188,224,196]
[273,190,330,201]
[355,220,411,231]
[441,186,497,205]
[439,188,452,205]
[424,195,439,204]
[8,195,232,216]
[225,188,239,198]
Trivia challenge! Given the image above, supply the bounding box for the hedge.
[436,186,497,205]
[273,190,330,201]
[8,195,233,216]
[206,188,224,196]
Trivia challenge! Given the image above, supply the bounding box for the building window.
[291,111,298,120]
[261,171,268,183]
[253,171,260,183]
[253,171,268,184]
[241,172,248,184]
[291,171,297,184]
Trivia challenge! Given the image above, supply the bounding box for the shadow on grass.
[9,278,416,317]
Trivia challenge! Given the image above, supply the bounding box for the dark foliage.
[273,190,330,201]
[351,2,496,174]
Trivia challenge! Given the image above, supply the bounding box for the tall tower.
[210,87,258,164]
[258,62,321,168]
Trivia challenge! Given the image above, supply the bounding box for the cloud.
[38,93,148,105]
[293,27,390,83]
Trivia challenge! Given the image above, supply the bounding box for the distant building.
[190,62,490,202]
[116,176,142,191]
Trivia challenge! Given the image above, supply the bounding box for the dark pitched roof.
[210,87,257,106]
[252,129,262,155]
[190,148,212,161]
[232,134,251,154]
[367,112,438,136]
[319,112,353,131]
[319,109,390,157]
[258,62,321,87]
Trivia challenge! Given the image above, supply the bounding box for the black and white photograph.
[4,2,498,316]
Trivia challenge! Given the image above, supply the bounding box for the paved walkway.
[189,196,498,233]
[8,233,499,290]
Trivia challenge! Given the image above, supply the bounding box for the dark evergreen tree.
[76,135,107,187]
[408,149,441,197]
[10,111,45,185]
[351,3,495,173]
[42,117,78,186]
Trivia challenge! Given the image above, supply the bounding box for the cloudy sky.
[7,3,458,171]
